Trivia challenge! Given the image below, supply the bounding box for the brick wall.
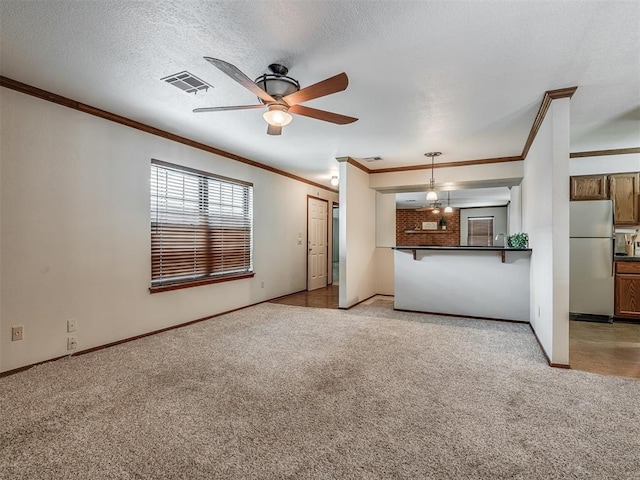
[396,209,461,246]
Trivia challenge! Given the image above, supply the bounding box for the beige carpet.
[1,299,638,479]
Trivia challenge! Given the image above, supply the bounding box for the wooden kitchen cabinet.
[609,173,639,225]
[615,261,640,320]
[570,174,609,200]
[570,172,639,226]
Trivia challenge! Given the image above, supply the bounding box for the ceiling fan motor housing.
[255,64,300,103]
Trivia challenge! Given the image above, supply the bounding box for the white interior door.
[308,197,328,291]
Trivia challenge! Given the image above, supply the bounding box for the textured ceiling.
[1,1,639,188]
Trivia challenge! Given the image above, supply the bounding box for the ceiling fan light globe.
[432,208,440,214]
[263,105,293,127]
[426,190,438,201]
[330,176,339,186]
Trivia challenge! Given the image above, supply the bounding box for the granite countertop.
[615,255,640,262]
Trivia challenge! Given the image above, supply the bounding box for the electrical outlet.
[67,319,77,332]
[67,337,77,351]
[12,326,24,341]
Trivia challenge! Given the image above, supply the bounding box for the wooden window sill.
[149,272,255,293]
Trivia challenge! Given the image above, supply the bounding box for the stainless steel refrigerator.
[569,200,614,320]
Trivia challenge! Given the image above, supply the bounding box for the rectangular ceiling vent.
[363,156,383,162]
[161,71,212,95]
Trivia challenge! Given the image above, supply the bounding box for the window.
[150,160,253,292]
[467,216,494,246]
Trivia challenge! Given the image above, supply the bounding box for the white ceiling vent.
[363,156,383,162]
[162,71,212,94]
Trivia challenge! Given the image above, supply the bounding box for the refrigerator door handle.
[611,237,615,277]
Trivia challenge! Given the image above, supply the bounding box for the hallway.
[269,285,339,309]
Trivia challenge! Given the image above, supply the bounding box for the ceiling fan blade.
[193,105,265,113]
[267,124,282,136]
[204,57,275,103]
[283,72,349,106]
[289,105,358,125]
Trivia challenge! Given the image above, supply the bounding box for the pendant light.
[424,152,441,201]
[444,191,453,213]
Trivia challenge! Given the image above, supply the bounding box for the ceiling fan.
[416,202,442,213]
[194,57,358,135]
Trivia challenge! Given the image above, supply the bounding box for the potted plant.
[508,233,529,249]
[438,217,447,230]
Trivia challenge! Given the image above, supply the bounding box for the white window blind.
[468,216,494,246]
[150,160,253,289]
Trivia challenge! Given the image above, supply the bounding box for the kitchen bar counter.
[393,246,531,322]
[393,246,532,251]
[393,245,532,263]
[615,256,640,262]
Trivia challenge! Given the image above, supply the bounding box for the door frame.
[306,195,330,291]
[331,201,339,285]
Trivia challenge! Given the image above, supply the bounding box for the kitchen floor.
[570,320,640,379]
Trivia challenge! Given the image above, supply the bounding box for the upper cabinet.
[570,175,608,200]
[570,172,639,226]
[609,173,639,225]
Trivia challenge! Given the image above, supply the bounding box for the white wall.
[459,207,508,246]
[0,88,337,372]
[570,153,640,175]
[394,249,531,321]
[508,185,522,235]
[374,248,394,296]
[339,162,376,308]
[374,192,395,295]
[522,98,571,366]
[375,192,396,247]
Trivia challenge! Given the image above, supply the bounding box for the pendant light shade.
[444,191,453,213]
[424,152,441,202]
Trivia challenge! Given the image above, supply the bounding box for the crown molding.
[3,76,586,180]
[369,156,523,174]
[520,86,578,160]
[345,86,578,175]
[570,147,640,158]
[0,76,338,194]
[545,86,578,100]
